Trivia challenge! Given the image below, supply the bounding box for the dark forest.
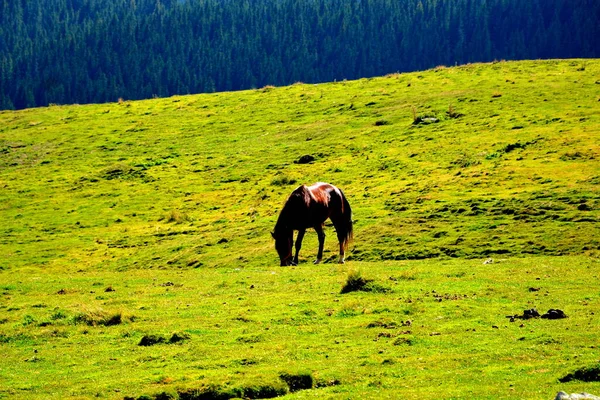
[1,0,599,110]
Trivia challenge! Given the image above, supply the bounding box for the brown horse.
[272,182,353,266]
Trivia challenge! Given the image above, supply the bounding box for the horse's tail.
[339,189,353,251]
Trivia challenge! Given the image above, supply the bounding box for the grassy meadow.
[1,59,599,399]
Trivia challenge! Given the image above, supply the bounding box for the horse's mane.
[274,185,310,234]
[289,185,312,206]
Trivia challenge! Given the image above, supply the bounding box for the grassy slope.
[0,59,599,399]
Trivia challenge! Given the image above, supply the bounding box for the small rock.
[507,308,540,321]
[542,309,567,319]
[412,116,439,125]
[555,391,600,400]
[418,117,439,124]
[577,203,591,211]
[523,308,541,319]
[295,155,315,164]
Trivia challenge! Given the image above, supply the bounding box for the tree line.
[1,0,599,110]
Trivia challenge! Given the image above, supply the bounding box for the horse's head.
[272,229,293,266]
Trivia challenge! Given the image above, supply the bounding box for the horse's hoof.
[313,259,322,265]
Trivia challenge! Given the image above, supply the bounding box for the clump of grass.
[374,120,390,126]
[177,384,234,400]
[236,334,262,343]
[502,141,528,153]
[134,395,153,400]
[315,377,342,388]
[260,85,276,92]
[139,332,191,346]
[410,105,418,123]
[271,175,297,186]
[451,153,481,168]
[153,390,178,400]
[139,334,166,346]
[336,302,362,317]
[340,270,371,293]
[394,271,418,281]
[168,332,191,344]
[0,333,32,344]
[72,308,128,326]
[279,371,314,392]
[100,163,136,180]
[161,209,190,223]
[176,380,288,400]
[447,104,463,118]
[340,270,391,294]
[559,364,600,383]
[366,318,400,329]
[240,381,289,398]
[393,337,415,346]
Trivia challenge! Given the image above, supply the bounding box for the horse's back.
[306,182,336,193]
[307,182,343,203]
[283,182,348,227]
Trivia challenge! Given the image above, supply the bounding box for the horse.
[272,182,353,266]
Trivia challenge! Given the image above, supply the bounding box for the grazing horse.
[272,182,353,266]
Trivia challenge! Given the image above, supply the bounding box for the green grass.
[1,258,600,399]
[1,59,599,399]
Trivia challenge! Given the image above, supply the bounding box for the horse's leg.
[338,241,346,264]
[314,225,325,264]
[330,217,347,264]
[293,229,305,265]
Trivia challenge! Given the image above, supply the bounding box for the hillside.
[1,59,599,273]
[1,59,600,399]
